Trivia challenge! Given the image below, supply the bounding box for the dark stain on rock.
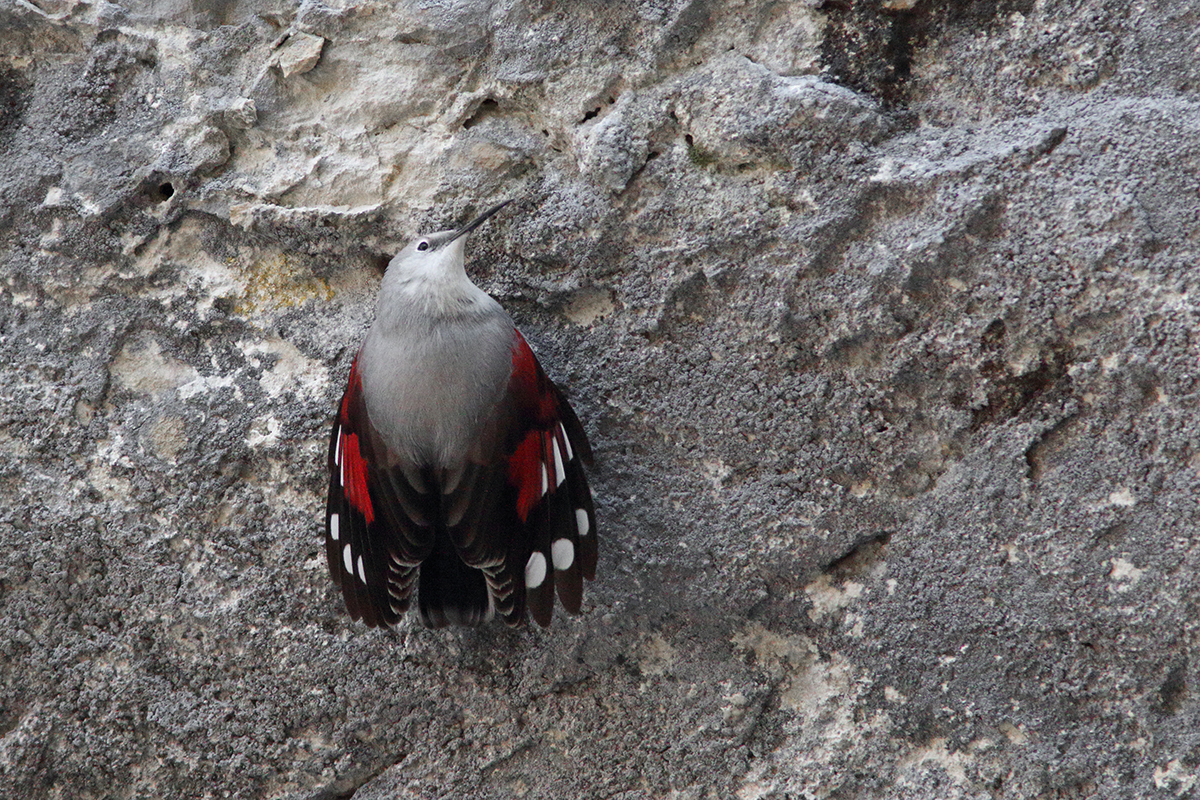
[820,0,1036,107]
[1155,661,1187,715]
[0,65,30,142]
[972,347,1072,432]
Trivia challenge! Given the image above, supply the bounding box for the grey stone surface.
[1,0,1198,797]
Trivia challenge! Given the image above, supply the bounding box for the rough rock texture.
[2,0,1199,797]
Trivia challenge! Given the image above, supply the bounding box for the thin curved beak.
[447,199,514,244]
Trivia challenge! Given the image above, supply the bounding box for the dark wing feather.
[325,357,437,627]
[485,330,597,627]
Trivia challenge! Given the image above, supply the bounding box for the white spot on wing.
[342,544,353,575]
[551,538,575,570]
[524,552,548,588]
[559,423,573,461]
[356,555,366,584]
[540,462,549,496]
[329,513,340,541]
[552,438,566,487]
[335,431,342,466]
[575,508,590,537]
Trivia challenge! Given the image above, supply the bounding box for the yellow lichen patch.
[228,252,335,315]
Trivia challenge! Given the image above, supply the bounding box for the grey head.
[375,199,515,323]
[384,200,514,286]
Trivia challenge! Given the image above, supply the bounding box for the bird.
[324,200,597,628]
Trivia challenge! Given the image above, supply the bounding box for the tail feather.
[417,535,490,627]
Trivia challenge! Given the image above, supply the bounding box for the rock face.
[2,0,1198,797]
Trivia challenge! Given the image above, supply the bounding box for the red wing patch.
[507,431,544,522]
[510,330,558,422]
[335,361,374,522]
[337,429,374,524]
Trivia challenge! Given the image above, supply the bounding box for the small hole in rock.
[463,98,498,129]
[157,182,174,200]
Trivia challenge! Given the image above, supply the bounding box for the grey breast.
[359,307,515,468]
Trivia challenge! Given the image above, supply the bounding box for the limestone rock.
[276,31,325,78]
[1,1,1198,798]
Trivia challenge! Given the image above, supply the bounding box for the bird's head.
[386,200,513,284]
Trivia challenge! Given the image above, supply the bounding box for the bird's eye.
[417,241,429,251]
